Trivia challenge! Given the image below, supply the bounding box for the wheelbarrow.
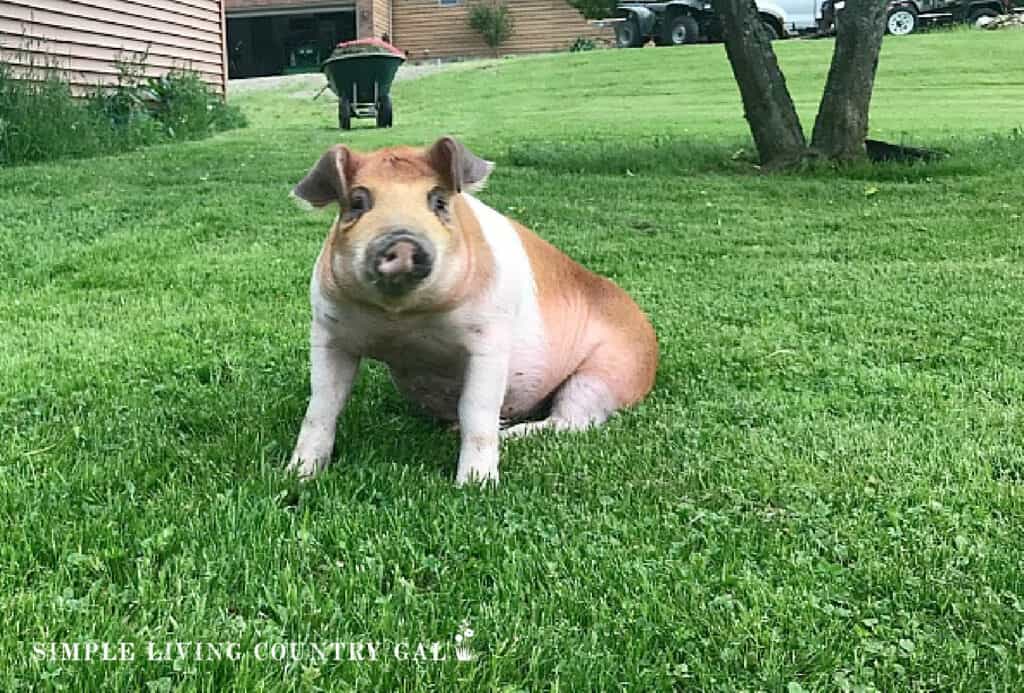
[321,50,405,130]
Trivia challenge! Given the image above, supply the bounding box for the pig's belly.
[387,363,552,423]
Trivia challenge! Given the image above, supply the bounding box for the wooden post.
[220,0,229,97]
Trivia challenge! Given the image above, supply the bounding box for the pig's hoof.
[287,453,329,481]
[455,463,499,487]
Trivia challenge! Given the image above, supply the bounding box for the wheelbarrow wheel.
[338,97,352,130]
[376,95,393,128]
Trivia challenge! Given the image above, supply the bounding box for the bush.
[468,1,515,56]
[0,62,115,164]
[570,37,598,52]
[0,55,246,166]
[146,71,247,141]
[568,0,617,20]
[83,57,165,151]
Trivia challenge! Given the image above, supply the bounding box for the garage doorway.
[227,9,356,79]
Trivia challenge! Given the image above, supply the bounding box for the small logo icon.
[454,621,475,662]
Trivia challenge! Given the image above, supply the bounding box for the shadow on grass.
[262,371,461,488]
[504,129,1024,182]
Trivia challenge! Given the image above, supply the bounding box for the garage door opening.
[227,8,356,79]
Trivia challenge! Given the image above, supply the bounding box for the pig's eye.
[428,188,450,219]
[345,187,372,221]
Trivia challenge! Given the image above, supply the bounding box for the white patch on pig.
[461,194,549,418]
[462,194,536,315]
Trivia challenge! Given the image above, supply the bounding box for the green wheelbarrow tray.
[321,52,405,130]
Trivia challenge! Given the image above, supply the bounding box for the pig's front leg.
[454,338,510,487]
[288,320,360,480]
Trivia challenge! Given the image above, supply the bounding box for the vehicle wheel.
[759,16,781,40]
[615,18,643,48]
[886,6,917,35]
[968,7,998,27]
[376,95,393,128]
[339,97,352,130]
[666,14,699,45]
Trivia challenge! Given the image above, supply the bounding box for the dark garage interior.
[227,11,356,79]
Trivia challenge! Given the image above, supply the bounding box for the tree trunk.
[810,0,887,160]
[710,0,807,169]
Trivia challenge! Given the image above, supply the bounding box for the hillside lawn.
[2,30,1023,690]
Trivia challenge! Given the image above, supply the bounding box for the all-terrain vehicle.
[613,0,825,47]
[885,0,1014,34]
[613,0,716,47]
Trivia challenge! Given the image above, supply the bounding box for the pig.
[288,136,657,485]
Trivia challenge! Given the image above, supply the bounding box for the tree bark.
[810,0,887,160]
[710,0,807,169]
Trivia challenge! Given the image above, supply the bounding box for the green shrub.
[147,71,247,141]
[0,55,246,167]
[468,1,515,56]
[83,57,164,151]
[0,62,109,165]
[568,0,618,20]
[570,37,598,52]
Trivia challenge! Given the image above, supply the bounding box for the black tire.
[759,15,781,40]
[886,6,917,35]
[967,7,998,27]
[665,14,699,46]
[376,94,393,128]
[615,18,643,48]
[339,97,352,130]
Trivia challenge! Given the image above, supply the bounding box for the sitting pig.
[288,136,657,485]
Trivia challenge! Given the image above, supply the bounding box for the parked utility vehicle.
[613,0,827,47]
[885,0,1013,34]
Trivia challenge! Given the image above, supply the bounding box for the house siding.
[391,0,610,60]
[372,0,390,37]
[0,0,226,93]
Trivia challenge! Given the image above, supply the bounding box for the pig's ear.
[428,136,493,194]
[292,145,353,208]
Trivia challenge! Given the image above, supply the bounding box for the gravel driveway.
[228,62,451,98]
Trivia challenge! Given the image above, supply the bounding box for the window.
[439,0,461,6]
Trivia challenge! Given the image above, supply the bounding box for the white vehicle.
[762,0,829,35]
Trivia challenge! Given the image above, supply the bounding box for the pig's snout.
[366,231,435,295]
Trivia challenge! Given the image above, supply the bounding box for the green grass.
[2,30,1024,690]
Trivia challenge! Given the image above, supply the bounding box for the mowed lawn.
[2,30,1024,690]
